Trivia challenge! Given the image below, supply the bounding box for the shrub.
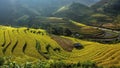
[33,61,50,68]
[81,61,98,68]
[24,62,32,68]
[0,57,5,66]
[50,61,67,68]
[46,44,51,53]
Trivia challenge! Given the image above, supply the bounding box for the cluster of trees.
[35,23,73,36]
[50,27,72,36]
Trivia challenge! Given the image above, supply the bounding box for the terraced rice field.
[0,25,120,67]
[62,37,120,67]
[0,26,70,63]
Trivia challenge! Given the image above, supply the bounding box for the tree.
[64,28,72,36]
[51,27,64,35]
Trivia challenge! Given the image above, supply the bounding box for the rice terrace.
[0,0,120,68]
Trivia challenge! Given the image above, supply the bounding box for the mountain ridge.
[0,0,100,24]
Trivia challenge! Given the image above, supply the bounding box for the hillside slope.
[90,0,120,30]
[53,3,94,23]
[0,25,82,64]
[20,17,120,43]
[0,25,120,67]
[92,0,120,15]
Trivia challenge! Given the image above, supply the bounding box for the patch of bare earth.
[51,35,74,52]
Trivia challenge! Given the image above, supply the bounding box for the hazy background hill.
[0,0,100,25]
[53,2,94,24]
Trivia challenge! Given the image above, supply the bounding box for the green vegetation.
[0,58,100,68]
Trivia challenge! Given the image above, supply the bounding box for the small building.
[73,43,84,49]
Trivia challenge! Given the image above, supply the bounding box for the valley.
[0,0,120,68]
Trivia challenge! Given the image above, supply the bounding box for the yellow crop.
[0,25,120,67]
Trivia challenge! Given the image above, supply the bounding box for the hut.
[73,43,84,49]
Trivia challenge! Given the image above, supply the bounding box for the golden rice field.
[0,25,120,67]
